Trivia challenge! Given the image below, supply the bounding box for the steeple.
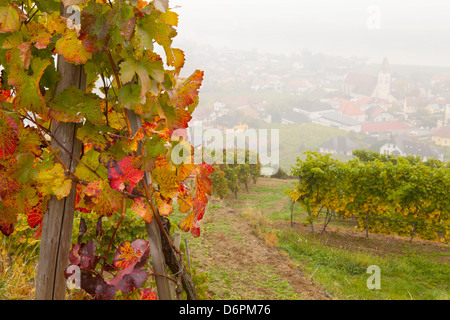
[379,57,390,73]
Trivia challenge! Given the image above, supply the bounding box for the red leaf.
[79,240,97,269]
[0,221,14,236]
[113,239,149,270]
[27,204,43,229]
[0,110,19,158]
[140,288,157,300]
[84,179,102,197]
[170,70,204,109]
[108,156,144,192]
[69,243,81,265]
[178,163,214,237]
[110,268,148,295]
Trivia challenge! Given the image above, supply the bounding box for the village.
[185,44,450,163]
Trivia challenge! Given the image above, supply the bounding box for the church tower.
[372,58,392,101]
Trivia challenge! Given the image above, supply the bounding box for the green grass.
[268,123,361,172]
[243,179,450,300]
[276,229,449,299]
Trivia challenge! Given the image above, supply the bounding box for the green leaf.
[8,55,50,114]
[75,148,107,181]
[119,59,151,99]
[138,11,176,66]
[118,83,142,108]
[34,0,60,13]
[77,121,113,152]
[50,86,105,125]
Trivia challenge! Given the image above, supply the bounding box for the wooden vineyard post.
[126,110,172,300]
[35,3,86,300]
[290,200,294,227]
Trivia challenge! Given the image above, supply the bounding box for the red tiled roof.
[367,106,386,119]
[339,101,365,115]
[361,121,411,133]
[432,126,450,139]
[357,97,373,105]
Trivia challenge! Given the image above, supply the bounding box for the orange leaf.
[131,197,153,223]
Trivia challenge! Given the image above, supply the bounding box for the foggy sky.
[171,0,450,67]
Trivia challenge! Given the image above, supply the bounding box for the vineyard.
[287,150,450,243]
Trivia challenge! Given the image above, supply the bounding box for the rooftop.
[361,121,411,133]
[432,126,450,139]
[294,100,334,113]
[320,136,360,154]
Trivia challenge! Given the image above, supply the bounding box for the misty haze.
[169,0,450,171]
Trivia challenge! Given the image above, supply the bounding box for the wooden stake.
[35,4,86,300]
[126,109,172,300]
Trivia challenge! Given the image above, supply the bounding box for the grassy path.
[171,178,329,300]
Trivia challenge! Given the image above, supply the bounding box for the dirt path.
[187,180,330,300]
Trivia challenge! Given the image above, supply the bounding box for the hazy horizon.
[171,0,450,67]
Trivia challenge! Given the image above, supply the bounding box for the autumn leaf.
[108,156,144,193]
[195,163,214,197]
[172,48,185,74]
[177,185,192,213]
[0,202,17,226]
[109,268,148,295]
[150,157,179,199]
[56,28,92,64]
[170,70,204,110]
[27,204,44,229]
[17,42,32,70]
[140,288,157,300]
[84,179,102,197]
[28,21,52,49]
[36,163,73,200]
[0,5,21,33]
[155,193,173,216]
[120,59,151,99]
[77,179,122,217]
[177,163,195,182]
[178,163,213,237]
[113,239,149,270]
[178,211,195,233]
[0,172,20,199]
[114,241,137,269]
[0,110,19,158]
[0,221,14,236]
[131,197,153,223]
[137,10,175,66]
[119,52,164,101]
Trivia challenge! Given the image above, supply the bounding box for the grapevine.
[0,0,213,300]
[288,151,450,243]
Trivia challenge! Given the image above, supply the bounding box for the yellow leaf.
[56,29,92,64]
